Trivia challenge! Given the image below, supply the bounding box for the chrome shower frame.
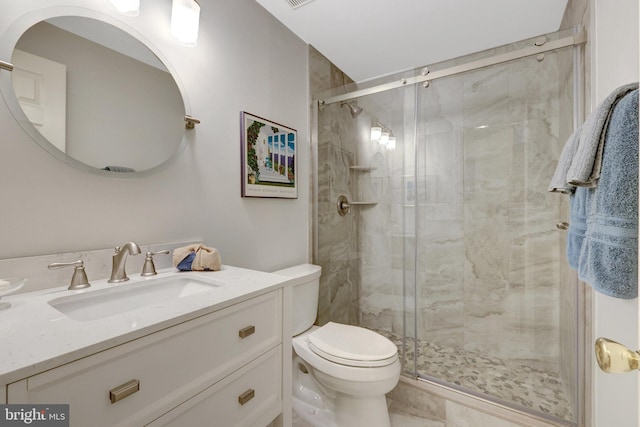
[317,31,586,107]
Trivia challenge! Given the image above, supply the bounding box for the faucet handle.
[141,250,170,277]
[48,260,91,290]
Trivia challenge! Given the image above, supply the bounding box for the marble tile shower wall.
[310,47,361,327]
[316,140,360,326]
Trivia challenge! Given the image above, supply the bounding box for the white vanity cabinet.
[6,290,284,427]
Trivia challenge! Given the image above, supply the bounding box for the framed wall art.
[241,111,297,198]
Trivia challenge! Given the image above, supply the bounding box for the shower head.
[340,101,363,118]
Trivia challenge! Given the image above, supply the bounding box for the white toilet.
[274,264,400,427]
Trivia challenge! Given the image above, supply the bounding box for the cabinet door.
[7,291,281,427]
[147,346,282,427]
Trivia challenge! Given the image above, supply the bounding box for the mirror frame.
[0,6,192,178]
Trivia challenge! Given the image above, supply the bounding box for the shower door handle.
[595,337,640,373]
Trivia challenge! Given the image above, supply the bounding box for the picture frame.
[240,111,298,198]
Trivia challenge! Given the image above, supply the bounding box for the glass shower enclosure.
[313,28,584,425]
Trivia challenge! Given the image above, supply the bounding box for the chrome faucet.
[108,242,141,283]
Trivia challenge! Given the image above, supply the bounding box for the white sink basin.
[48,275,222,322]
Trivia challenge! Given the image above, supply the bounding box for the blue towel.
[570,89,639,299]
[567,187,588,269]
[177,252,196,271]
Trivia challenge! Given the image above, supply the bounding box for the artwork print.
[241,112,297,198]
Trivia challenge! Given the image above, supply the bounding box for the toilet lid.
[307,322,398,367]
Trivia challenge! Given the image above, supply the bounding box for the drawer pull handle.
[239,325,255,339]
[109,379,140,404]
[238,388,255,405]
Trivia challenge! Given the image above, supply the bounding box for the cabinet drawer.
[147,346,282,427]
[8,291,281,427]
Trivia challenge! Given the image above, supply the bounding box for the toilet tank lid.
[308,322,397,362]
[272,263,321,280]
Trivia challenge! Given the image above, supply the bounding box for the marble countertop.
[0,265,296,385]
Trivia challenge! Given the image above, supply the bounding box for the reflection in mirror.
[9,16,186,174]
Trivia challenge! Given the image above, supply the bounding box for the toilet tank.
[272,263,321,336]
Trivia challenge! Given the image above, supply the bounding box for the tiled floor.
[292,408,443,427]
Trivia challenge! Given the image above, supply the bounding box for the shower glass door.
[314,75,419,374]
[412,40,579,423]
[313,28,581,426]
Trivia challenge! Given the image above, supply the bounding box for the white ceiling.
[254,0,569,82]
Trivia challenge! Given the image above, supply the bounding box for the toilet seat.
[307,322,398,368]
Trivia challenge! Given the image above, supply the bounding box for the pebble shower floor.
[383,332,574,421]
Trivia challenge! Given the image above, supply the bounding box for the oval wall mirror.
[0,12,190,177]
